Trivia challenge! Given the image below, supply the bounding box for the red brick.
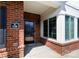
[0,1,24,58]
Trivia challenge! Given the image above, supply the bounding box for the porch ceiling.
[24,1,59,15]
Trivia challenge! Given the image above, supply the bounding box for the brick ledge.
[18,45,25,49]
[0,48,6,53]
[40,37,79,47]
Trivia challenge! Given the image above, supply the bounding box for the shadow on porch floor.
[24,43,43,57]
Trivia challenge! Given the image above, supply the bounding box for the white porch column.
[57,14,65,43]
[74,17,78,39]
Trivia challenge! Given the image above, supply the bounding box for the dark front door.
[24,21,34,44]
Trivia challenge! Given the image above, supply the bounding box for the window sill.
[41,36,58,44]
[41,37,79,45]
[63,38,79,44]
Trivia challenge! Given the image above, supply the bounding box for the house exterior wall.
[40,3,79,55]
[0,1,24,58]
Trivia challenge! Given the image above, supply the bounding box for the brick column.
[0,1,24,58]
[19,30,24,57]
[6,1,24,58]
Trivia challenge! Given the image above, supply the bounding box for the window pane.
[78,18,79,37]
[25,21,34,37]
[70,17,74,39]
[0,7,6,29]
[49,17,56,39]
[65,15,74,40]
[43,20,48,37]
[65,15,69,40]
[0,6,7,48]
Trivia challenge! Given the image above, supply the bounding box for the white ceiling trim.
[24,1,59,15]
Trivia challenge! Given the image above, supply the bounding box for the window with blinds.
[0,6,7,48]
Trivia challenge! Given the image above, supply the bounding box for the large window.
[43,17,56,39]
[0,6,7,48]
[43,20,48,37]
[65,15,74,41]
[49,17,56,39]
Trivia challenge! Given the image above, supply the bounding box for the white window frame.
[41,14,79,44]
[42,16,57,42]
[64,14,79,43]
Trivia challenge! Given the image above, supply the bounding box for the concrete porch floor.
[24,43,79,58]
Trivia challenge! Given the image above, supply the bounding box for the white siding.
[74,18,78,39]
[59,5,79,17]
[57,15,65,43]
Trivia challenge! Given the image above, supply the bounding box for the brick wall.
[0,1,24,58]
[0,48,7,58]
[40,38,62,54]
[61,40,79,55]
[40,38,79,55]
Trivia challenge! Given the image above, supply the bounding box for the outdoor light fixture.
[11,20,20,29]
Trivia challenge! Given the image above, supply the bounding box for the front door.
[24,21,34,44]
